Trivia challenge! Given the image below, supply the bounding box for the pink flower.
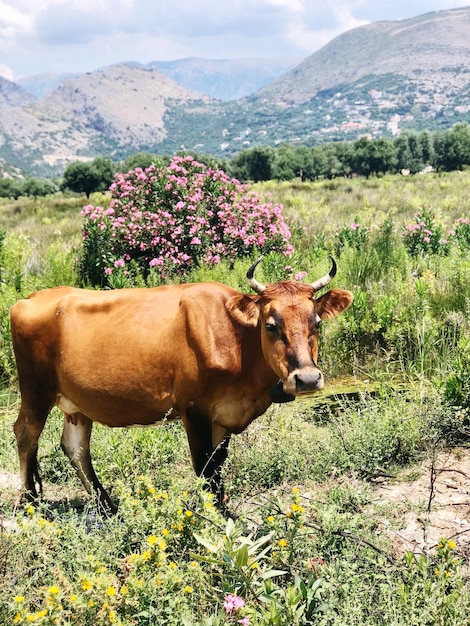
[114,259,125,268]
[238,618,250,625]
[223,594,245,614]
[294,271,307,281]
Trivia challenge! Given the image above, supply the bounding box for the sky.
[0,0,468,81]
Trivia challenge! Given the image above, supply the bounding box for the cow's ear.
[315,289,353,320]
[226,294,260,327]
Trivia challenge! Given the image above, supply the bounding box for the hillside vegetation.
[0,170,470,624]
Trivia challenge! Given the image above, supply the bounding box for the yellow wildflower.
[162,529,169,536]
[267,515,275,524]
[148,535,158,546]
[170,561,177,569]
[14,596,25,603]
[70,594,77,603]
[278,538,287,548]
[48,586,60,595]
[109,610,117,623]
[121,585,128,595]
[185,509,194,517]
[81,579,92,591]
[141,549,152,561]
[448,540,457,550]
[106,586,116,597]
[184,586,193,593]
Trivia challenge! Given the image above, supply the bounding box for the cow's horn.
[246,256,266,294]
[310,256,337,291]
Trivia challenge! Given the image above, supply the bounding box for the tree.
[271,144,299,181]
[434,123,470,171]
[229,146,275,182]
[22,177,56,199]
[120,152,158,173]
[62,157,115,198]
[351,137,396,177]
[0,178,23,199]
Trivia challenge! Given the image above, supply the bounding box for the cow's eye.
[266,322,277,333]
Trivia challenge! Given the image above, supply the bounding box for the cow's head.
[227,257,353,397]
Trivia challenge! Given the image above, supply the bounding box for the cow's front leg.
[61,414,117,515]
[183,410,231,508]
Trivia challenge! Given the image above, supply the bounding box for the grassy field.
[1,172,470,624]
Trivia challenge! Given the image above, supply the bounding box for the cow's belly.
[56,392,180,427]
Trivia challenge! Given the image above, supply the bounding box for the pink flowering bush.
[451,217,470,251]
[402,208,450,257]
[335,218,370,254]
[79,155,292,286]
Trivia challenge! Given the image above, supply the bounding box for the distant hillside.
[0,77,36,107]
[0,65,212,176]
[145,57,300,100]
[1,7,470,176]
[17,72,79,99]
[254,7,470,105]
[17,58,299,102]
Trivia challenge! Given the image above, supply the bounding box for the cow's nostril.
[295,371,322,392]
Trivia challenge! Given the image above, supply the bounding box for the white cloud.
[1,0,469,79]
[0,1,33,37]
[0,63,13,80]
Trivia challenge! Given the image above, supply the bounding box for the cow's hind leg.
[13,401,50,502]
[61,414,117,515]
[183,410,231,508]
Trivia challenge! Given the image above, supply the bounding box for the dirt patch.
[371,447,470,560]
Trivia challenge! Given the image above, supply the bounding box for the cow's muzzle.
[284,368,324,396]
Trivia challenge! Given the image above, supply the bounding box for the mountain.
[17,72,80,99]
[145,57,300,101]
[254,7,470,105]
[0,65,212,176]
[0,76,36,107]
[1,7,470,177]
[17,58,299,102]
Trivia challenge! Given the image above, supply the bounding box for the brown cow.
[10,257,352,513]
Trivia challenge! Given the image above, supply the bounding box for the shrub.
[334,218,370,255]
[79,155,293,287]
[450,217,470,252]
[402,208,450,257]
